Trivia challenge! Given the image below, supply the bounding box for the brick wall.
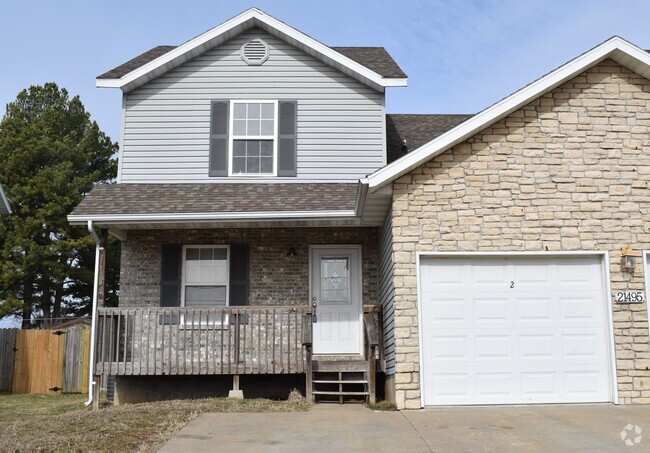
[391,60,650,408]
[120,227,378,307]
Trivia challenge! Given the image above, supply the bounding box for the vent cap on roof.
[241,38,270,65]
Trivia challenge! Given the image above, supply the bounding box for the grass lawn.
[0,393,310,451]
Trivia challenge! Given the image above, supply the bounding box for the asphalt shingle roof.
[97,46,405,80]
[97,46,177,79]
[332,47,406,79]
[71,183,358,216]
[386,114,474,163]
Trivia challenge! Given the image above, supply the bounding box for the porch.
[94,305,382,402]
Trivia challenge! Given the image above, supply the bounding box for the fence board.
[12,330,65,394]
[63,328,89,393]
[0,329,17,391]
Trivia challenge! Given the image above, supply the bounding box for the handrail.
[94,306,311,377]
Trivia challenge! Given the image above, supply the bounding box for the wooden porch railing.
[363,305,382,405]
[95,306,311,376]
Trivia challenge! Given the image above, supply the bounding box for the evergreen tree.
[0,83,118,327]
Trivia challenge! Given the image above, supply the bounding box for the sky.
[3,0,650,143]
[1,1,650,327]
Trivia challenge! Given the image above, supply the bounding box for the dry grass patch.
[0,394,310,452]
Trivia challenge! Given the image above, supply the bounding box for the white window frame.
[228,100,278,177]
[180,244,230,308]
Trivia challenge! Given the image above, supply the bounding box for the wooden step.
[313,360,368,372]
[313,379,367,384]
[313,391,369,396]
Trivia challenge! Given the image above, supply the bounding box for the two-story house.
[71,8,650,410]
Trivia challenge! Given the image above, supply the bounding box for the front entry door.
[311,246,362,355]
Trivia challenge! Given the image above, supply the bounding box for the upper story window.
[209,100,297,178]
[231,101,277,175]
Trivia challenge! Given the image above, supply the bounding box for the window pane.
[261,119,274,135]
[200,248,213,260]
[185,285,227,307]
[214,248,227,260]
[260,141,273,156]
[233,119,247,135]
[233,141,246,157]
[261,157,273,174]
[186,248,200,260]
[247,156,260,173]
[247,119,260,135]
[233,156,246,174]
[233,103,246,119]
[248,103,261,119]
[261,103,274,119]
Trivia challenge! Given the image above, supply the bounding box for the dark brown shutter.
[209,101,229,177]
[160,245,181,307]
[229,244,249,306]
[278,101,297,177]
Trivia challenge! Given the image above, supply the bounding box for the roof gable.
[367,36,650,192]
[97,8,407,92]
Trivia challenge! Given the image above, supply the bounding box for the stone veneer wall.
[390,60,650,409]
[119,227,378,307]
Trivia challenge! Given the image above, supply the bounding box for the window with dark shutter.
[208,100,297,178]
[278,101,297,177]
[209,101,229,177]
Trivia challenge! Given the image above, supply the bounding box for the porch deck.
[95,306,312,376]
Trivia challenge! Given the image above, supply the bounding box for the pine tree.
[0,83,118,327]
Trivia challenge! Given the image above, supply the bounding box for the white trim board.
[415,250,618,407]
[368,36,650,193]
[96,8,407,93]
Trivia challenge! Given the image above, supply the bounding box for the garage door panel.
[421,294,467,323]
[517,296,554,321]
[420,255,613,406]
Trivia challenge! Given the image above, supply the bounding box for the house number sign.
[615,291,645,304]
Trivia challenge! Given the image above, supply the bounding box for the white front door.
[311,246,362,354]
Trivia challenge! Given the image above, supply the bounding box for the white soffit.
[96,8,407,93]
[367,36,650,193]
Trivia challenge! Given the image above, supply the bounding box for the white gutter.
[355,178,369,217]
[84,220,102,407]
[68,209,358,225]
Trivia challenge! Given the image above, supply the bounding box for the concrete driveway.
[159,404,650,452]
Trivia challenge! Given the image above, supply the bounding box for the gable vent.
[240,38,269,66]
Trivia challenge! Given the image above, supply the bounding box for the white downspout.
[85,220,102,407]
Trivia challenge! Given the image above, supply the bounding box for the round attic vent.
[240,38,269,66]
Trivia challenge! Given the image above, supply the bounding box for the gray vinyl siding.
[120,29,385,183]
[378,211,396,375]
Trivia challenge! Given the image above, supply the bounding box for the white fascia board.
[96,8,406,92]
[0,184,11,215]
[368,36,650,193]
[67,209,358,225]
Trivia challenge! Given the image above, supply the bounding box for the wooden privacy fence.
[0,327,90,394]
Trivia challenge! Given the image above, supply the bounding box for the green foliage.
[0,83,118,326]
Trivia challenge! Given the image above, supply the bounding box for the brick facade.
[119,227,379,308]
[390,60,650,408]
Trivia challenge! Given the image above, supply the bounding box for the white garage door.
[420,255,613,406]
